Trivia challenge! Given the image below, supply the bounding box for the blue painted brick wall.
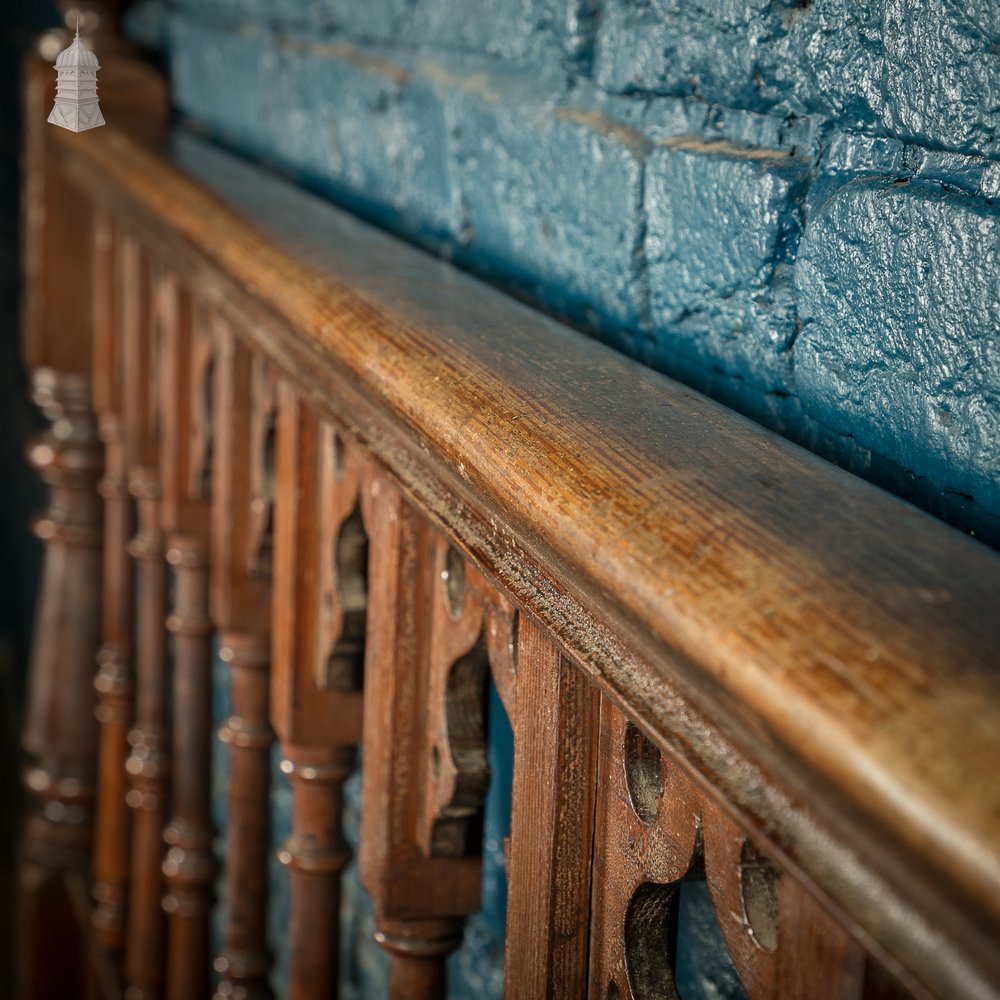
[164,0,1000,545]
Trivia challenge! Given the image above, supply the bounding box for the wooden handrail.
[46,117,1000,998]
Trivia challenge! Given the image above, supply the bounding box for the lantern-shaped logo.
[48,26,105,132]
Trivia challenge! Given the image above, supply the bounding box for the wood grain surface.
[51,119,1000,999]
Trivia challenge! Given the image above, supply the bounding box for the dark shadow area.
[0,1,60,992]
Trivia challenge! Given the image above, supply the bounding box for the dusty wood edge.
[56,122,1000,998]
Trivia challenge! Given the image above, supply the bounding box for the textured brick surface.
[595,0,1000,161]
[445,73,648,328]
[645,138,807,393]
[168,1,1000,542]
[796,179,1000,531]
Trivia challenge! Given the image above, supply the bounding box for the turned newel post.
[211,320,277,1000]
[18,369,104,999]
[19,3,168,995]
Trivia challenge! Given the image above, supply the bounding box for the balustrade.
[13,8,1000,1000]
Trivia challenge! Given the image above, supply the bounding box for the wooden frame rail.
[17,28,1000,1000]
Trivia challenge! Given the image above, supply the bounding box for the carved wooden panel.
[357,469,519,999]
[589,699,869,1000]
[420,536,516,861]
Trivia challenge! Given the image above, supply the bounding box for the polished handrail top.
[56,121,1000,957]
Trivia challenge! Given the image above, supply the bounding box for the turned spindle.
[211,326,276,1000]
[271,393,365,998]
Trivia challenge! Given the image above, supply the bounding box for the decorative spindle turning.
[90,214,133,968]
[119,238,170,1000]
[211,325,277,1000]
[158,283,217,1000]
[18,369,103,998]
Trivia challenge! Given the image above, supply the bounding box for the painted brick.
[172,0,598,64]
[407,0,598,68]
[795,179,1000,520]
[443,70,648,329]
[880,1,1000,157]
[170,18,457,242]
[644,139,808,394]
[172,0,411,39]
[407,0,563,60]
[170,20,279,149]
[595,0,1000,161]
[594,0,787,106]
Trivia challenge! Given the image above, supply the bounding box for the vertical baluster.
[210,322,276,1000]
[159,287,217,999]
[504,622,599,998]
[121,238,170,1000]
[91,214,133,976]
[271,390,363,999]
[360,479,505,1000]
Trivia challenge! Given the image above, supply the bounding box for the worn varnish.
[14,7,1000,1000]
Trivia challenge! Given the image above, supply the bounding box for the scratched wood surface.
[51,118,1000,999]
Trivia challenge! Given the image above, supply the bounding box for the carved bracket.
[420,537,518,860]
[315,420,368,693]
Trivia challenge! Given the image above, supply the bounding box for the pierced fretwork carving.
[316,421,368,692]
[187,304,215,502]
[421,537,517,860]
[624,881,682,1000]
[590,700,868,1000]
[246,355,277,581]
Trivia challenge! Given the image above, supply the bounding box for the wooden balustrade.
[14,15,1000,1000]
